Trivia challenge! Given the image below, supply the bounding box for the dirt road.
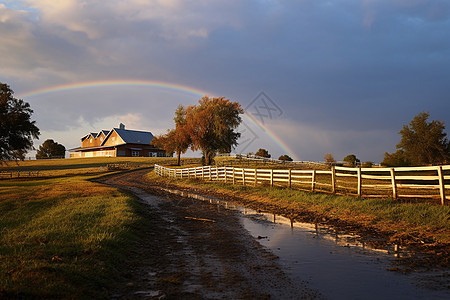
[97,169,321,299]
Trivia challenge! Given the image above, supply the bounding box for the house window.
[100,137,103,142]
[132,151,140,157]
[112,137,116,142]
[90,138,93,143]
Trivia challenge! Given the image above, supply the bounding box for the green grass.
[0,173,147,298]
[147,172,450,244]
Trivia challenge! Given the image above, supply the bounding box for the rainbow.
[18,79,298,160]
[243,114,299,161]
[18,79,211,99]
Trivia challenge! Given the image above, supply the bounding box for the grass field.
[1,156,448,297]
[0,157,177,298]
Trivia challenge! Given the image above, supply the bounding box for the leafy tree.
[153,105,191,166]
[0,83,40,163]
[343,154,360,167]
[36,139,66,159]
[151,133,173,156]
[324,153,335,164]
[381,149,410,167]
[255,148,271,158]
[395,111,449,165]
[278,154,293,161]
[186,96,243,165]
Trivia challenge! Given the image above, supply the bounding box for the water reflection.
[159,186,399,256]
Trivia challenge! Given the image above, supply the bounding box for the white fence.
[154,164,450,205]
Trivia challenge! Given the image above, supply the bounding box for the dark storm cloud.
[1,0,449,161]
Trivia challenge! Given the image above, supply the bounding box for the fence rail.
[154,164,449,205]
[0,170,40,178]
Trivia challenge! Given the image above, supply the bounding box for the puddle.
[157,187,449,299]
[240,210,448,299]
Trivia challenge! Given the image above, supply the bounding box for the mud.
[97,169,321,299]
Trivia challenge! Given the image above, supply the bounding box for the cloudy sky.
[1,0,449,162]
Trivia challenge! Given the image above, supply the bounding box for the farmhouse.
[69,124,169,158]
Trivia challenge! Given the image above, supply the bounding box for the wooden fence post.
[242,169,246,186]
[232,168,235,185]
[202,167,204,180]
[288,169,291,188]
[209,166,212,181]
[390,168,397,200]
[270,169,274,187]
[311,170,316,192]
[437,166,446,205]
[254,169,258,187]
[225,167,228,183]
[331,166,336,194]
[357,167,362,197]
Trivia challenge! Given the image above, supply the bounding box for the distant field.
[0,157,182,178]
[0,156,177,170]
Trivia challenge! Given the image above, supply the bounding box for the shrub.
[278,155,293,161]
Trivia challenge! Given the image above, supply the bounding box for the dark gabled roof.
[101,128,153,146]
[96,130,109,138]
[81,132,98,141]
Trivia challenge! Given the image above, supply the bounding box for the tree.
[0,83,40,163]
[324,153,335,164]
[381,149,410,167]
[153,105,192,166]
[395,111,449,165]
[255,148,271,158]
[343,154,360,167]
[186,96,243,165]
[36,139,66,159]
[278,154,293,161]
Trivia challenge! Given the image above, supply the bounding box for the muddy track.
[96,169,321,299]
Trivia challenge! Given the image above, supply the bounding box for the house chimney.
[119,123,125,130]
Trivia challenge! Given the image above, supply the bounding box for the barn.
[69,124,169,158]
